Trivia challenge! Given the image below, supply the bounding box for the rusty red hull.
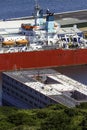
[0,48,87,71]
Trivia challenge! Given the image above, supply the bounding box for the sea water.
[0,0,87,20]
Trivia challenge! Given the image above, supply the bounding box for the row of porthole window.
[3,81,45,99]
[3,88,43,108]
[3,85,49,107]
[3,80,52,104]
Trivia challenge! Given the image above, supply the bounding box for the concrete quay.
[54,10,87,20]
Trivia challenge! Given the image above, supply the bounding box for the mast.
[34,0,40,26]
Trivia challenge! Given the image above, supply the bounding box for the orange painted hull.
[0,48,87,71]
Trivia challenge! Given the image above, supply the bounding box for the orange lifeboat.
[33,26,40,30]
[21,23,35,30]
[2,40,15,46]
[16,39,29,45]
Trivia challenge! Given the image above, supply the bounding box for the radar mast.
[34,0,40,26]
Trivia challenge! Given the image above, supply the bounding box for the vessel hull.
[0,48,87,71]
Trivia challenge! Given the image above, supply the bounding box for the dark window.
[45,96,47,100]
[7,88,10,91]
[15,92,18,96]
[30,101,33,104]
[34,103,38,107]
[3,85,6,89]
[35,91,38,95]
[20,95,23,99]
[25,98,28,101]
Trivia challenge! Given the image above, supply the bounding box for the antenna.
[34,0,40,26]
[34,0,40,10]
[35,0,38,6]
[35,0,37,5]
